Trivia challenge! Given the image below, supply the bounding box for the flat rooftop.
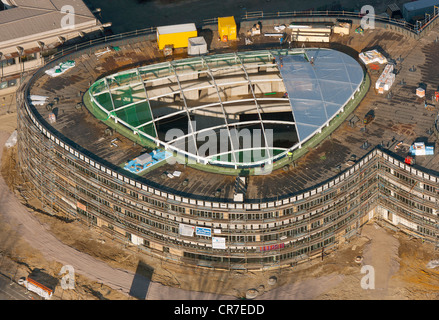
[0,0,99,45]
[27,25,439,203]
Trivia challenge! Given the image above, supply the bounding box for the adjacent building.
[402,0,439,23]
[0,0,104,95]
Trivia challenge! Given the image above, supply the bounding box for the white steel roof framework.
[88,49,364,168]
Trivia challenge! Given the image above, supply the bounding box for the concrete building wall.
[17,86,439,269]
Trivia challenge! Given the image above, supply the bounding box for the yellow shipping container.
[218,16,237,41]
[156,23,198,50]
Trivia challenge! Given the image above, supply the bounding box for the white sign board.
[212,237,226,249]
[179,224,195,237]
[195,227,212,237]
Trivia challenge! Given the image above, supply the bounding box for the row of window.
[382,164,438,194]
[380,180,435,215]
[72,176,360,247]
[179,235,337,266]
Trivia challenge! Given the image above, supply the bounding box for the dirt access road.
[0,130,134,296]
[0,127,235,299]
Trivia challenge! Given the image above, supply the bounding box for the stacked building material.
[359,50,388,65]
[375,64,395,94]
[333,22,351,36]
[289,24,331,43]
[29,95,49,105]
[410,142,434,155]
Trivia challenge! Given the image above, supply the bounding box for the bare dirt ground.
[2,113,439,300]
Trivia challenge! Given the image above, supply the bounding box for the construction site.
[2,0,439,302]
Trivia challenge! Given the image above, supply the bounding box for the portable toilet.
[218,16,237,41]
[156,23,197,50]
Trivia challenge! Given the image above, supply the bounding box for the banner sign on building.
[212,237,226,249]
[195,227,212,237]
[179,223,195,237]
[259,243,285,252]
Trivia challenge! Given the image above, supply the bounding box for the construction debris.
[274,24,286,32]
[5,130,17,148]
[355,26,364,35]
[426,260,439,269]
[48,112,56,124]
[45,60,75,77]
[249,23,261,36]
[95,46,113,57]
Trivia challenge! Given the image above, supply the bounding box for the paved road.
[0,273,38,300]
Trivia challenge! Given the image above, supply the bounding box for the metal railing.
[44,8,439,66]
[44,26,157,64]
[239,9,439,33]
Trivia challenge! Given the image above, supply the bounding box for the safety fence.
[45,8,439,66]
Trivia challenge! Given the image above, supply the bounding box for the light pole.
[0,52,3,80]
[16,46,23,81]
[37,41,44,65]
